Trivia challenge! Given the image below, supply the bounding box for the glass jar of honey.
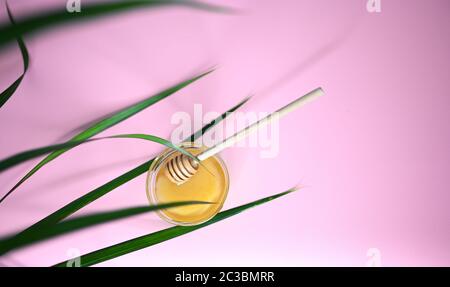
[146,142,229,226]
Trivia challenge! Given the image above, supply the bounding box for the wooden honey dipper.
[165,87,324,185]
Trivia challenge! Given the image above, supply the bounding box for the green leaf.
[0,4,29,109]
[0,133,199,173]
[189,95,251,142]
[0,0,233,48]
[17,96,250,235]
[0,201,210,255]
[0,69,213,204]
[53,186,299,267]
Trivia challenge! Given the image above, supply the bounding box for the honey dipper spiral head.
[165,154,199,185]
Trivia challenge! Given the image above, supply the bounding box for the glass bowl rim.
[145,142,230,226]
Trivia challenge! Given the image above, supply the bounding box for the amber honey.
[146,143,229,226]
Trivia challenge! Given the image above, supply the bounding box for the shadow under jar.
[146,142,229,226]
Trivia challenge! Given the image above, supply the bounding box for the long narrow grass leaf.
[0,69,213,204]
[189,95,251,142]
[18,96,250,235]
[54,186,298,267]
[0,4,29,109]
[0,201,210,255]
[0,0,232,48]
[0,133,198,173]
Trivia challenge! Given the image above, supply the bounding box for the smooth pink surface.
[0,0,449,266]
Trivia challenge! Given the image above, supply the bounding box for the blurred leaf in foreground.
[0,0,233,48]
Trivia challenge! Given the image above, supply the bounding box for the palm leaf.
[0,133,199,173]
[0,69,213,204]
[0,4,29,109]
[0,0,232,48]
[18,96,250,235]
[53,186,298,267]
[0,201,210,255]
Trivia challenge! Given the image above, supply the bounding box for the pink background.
[0,0,449,266]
